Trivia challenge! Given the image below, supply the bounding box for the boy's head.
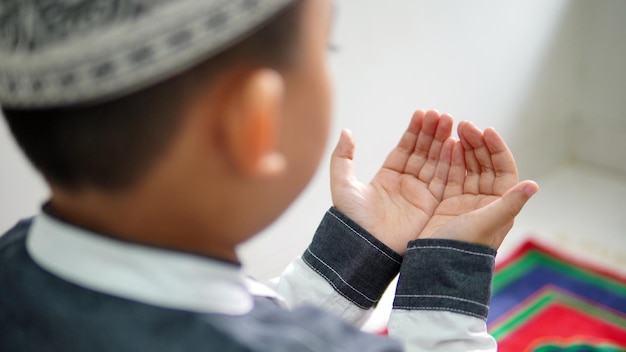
[1,0,334,257]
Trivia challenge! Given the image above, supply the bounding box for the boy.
[0,0,538,350]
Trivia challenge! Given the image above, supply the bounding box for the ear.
[224,69,287,178]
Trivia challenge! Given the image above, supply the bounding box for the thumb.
[330,129,357,190]
[471,180,539,245]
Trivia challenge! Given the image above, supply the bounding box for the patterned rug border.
[490,286,626,340]
[496,239,626,284]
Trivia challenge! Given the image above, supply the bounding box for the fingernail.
[523,183,538,197]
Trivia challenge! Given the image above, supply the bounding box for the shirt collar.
[26,212,262,315]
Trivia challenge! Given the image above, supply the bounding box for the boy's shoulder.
[0,217,33,255]
[0,217,400,351]
[0,219,249,351]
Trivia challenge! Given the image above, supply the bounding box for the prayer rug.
[488,240,626,351]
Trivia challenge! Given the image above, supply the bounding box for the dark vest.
[0,219,402,352]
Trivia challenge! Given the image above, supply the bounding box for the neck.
[48,184,240,264]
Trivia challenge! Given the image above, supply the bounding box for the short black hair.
[2,1,304,191]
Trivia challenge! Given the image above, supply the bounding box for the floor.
[500,162,626,276]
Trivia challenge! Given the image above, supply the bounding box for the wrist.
[394,238,496,320]
[332,204,409,256]
[303,207,403,309]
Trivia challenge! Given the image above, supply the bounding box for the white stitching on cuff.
[301,255,372,310]
[305,248,378,304]
[392,306,487,320]
[406,245,494,258]
[327,210,402,265]
[394,294,489,309]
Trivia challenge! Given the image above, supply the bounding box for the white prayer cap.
[0,0,294,108]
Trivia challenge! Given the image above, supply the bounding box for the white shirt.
[27,211,496,352]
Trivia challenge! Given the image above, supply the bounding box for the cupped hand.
[419,121,538,249]
[330,110,455,255]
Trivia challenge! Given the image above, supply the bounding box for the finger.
[404,110,440,175]
[330,129,357,191]
[469,180,539,248]
[428,137,455,200]
[462,124,495,195]
[381,110,424,173]
[484,128,519,195]
[418,113,454,182]
[458,121,481,194]
[443,141,465,199]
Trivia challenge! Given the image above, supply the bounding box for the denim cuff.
[302,207,403,309]
[393,239,496,320]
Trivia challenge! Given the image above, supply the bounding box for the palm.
[423,194,498,238]
[420,122,522,248]
[331,111,454,255]
[331,112,537,253]
[341,171,438,251]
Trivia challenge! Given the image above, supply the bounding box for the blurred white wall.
[0,118,49,232]
[572,1,626,175]
[240,0,626,280]
[1,1,624,280]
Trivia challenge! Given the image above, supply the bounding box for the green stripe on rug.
[493,251,626,296]
[533,342,625,352]
[490,288,626,340]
